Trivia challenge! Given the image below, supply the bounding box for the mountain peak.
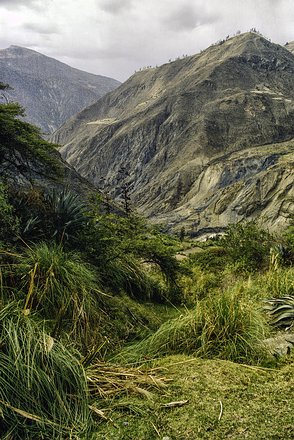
[54,34,294,235]
[0,46,120,133]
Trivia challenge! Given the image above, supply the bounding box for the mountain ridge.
[0,45,120,133]
[52,33,294,235]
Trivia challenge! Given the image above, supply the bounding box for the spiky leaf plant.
[45,189,88,242]
[264,296,294,329]
[0,302,93,439]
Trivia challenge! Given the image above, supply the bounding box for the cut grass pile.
[93,354,294,440]
[86,362,167,400]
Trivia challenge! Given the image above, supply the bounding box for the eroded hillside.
[53,33,294,235]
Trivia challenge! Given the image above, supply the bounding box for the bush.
[77,213,182,302]
[187,246,228,272]
[0,182,19,241]
[220,222,274,272]
[180,265,219,304]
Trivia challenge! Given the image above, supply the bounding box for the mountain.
[53,33,294,236]
[285,41,294,54]
[0,45,120,133]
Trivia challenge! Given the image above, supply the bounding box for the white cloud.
[0,0,293,80]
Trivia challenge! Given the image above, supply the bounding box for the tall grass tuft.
[103,255,163,301]
[119,288,270,365]
[18,242,98,342]
[0,302,93,439]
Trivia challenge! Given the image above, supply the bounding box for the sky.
[0,0,294,81]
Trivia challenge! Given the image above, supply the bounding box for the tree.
[0,82,12,103]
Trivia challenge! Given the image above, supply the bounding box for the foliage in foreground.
[0,303,93,439]
[118,288,270,365]
[93,355,294,440]
[17,242,98,340]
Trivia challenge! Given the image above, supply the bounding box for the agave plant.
[45,189,88,242]
[264,296,294,329]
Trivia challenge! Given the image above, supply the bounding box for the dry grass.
[86,362,168,399]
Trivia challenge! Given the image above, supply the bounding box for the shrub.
[44,189,88,243]
[259,267,294,299]
[0,182,19,242]
[187,246,228,272]
[220,221,274,272]
[180,265,219,304]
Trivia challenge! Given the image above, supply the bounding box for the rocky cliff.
[0,45,120,133]
[53,33,294,235]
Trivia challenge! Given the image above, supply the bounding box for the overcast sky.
[0,0,294,81]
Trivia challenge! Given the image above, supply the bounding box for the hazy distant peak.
[0,45,121,133]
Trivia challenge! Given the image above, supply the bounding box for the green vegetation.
[118,288,269,365]
[93,355,294,440]
[0,97,293,438]
[0,302,93,439]
[0,102,61,174]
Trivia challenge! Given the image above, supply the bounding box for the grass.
[16,242,99,344]
[0,302,93,439]
[92,354,294,440]
[117,288,270,365]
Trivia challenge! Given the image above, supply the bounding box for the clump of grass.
[18,242,98,341]
[104,255,157,300]
[119,288,270,365]
[259,267,294,298]
[180,265,220,303]
[0,302,93,439]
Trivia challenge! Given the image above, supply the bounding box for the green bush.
[0,182,19,241]
[180,265,220,303]
[220,222,274,272]
[259,267,294,299]
[77,213,181,302]
[187,246,228,272]
[0,102,61,173]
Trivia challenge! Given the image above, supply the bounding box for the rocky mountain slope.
[0,45,120,133]
[285,41,294,54]
[53,33,294,235]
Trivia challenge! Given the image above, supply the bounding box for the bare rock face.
[53,33,294,234]
[0,141,94,197]
[0,45,120,133]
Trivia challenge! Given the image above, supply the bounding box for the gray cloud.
[163,4,217,31]
[0,0,294,81]
[23,22,59,35]
[99,0,134,15]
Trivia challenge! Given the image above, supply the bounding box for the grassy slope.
[94,355,294,440]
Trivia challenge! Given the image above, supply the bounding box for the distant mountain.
[53,33,294,236]
[0,45,120,133]
[285,41,294,54]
